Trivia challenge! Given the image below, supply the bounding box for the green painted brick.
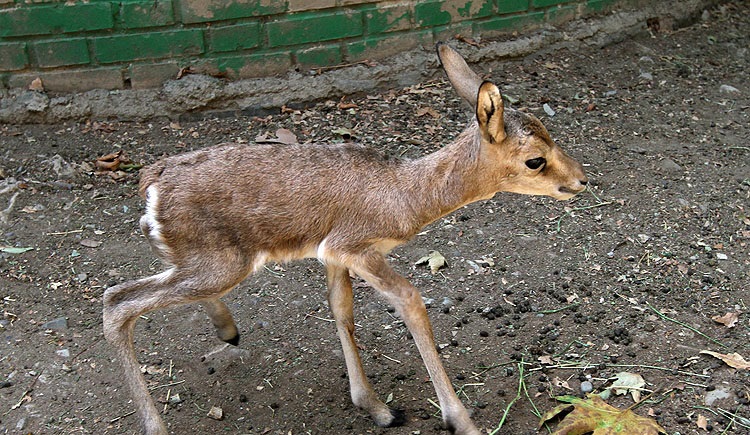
[547,4,578,21]
[0,3,113,37]
[0,42,28,71]
[416,1,493,27]
[195,51,292,79]
[32,38,90,68]
[346,30,433,62]
[365,4,412,34]
[497,0,529,14]
[532,0,576,7]
[180,0,286,24]
[119,0,175,29]
[296,44,342,67]
[93,29,204,64]
[267,11,363,47]
[209,22,260,53]
[586,0,620,12]
[477,11,544,32]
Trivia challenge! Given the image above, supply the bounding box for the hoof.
[386,408,406,427]
[223,334,240,346]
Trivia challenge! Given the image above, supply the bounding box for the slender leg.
[103,260,249,435]
[325,264,404,427]
[200,298,240,345]
[346,252,481,435]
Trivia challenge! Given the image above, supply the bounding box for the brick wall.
[0,0,627,93]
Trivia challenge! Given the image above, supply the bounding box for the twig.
[46,229,84,236]
[149,380,185,391]
[109,410,136,423]
[646,302,729,349]
[556,200,614,232]
[6,370,43,413]
[381,354,402,364]
[537,302,580,315]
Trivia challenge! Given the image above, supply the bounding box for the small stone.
[0,380,11,388]
[639,72,653,81]
[207,405,223,420]
[16,417,27,431]
[56,349,70,358]
[658,158,682,172]
[41,317,68,331]
[581,381,594,393]
[169,393,182,404]
[716,253,728,260]
[719,84,740,94]
[76,273,88,282]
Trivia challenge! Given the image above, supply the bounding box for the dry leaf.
[711,311,740,328]
[539,394,666,435]
[416,106,440,119]
[700,350,750,370]
[207,405,223,420]
[29,77,44,92]
[255,128,298,145]
[95,151,131,172]
[696,414,708,431]
[611,372,646,402]
[415,251,446,274]
[80,239,102,248]
[539,355,554,365]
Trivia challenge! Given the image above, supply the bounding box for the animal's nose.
[580,177,588,186]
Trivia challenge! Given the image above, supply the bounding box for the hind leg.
[200,298,240,345]
[103,260,249,435]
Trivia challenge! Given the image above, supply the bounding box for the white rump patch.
[141,185,171,258]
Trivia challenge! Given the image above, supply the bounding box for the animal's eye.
[525,157,546,170]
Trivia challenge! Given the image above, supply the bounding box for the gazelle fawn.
[103,43,587,435]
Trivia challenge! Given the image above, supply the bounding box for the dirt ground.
[1,2,748,435]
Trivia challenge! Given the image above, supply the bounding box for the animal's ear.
[476,81,506,144]
[436,42,482,108]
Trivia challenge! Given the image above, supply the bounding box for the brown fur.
[103,43,587,435]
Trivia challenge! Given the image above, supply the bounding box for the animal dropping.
[103,43,587,435]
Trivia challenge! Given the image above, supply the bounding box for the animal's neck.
[398,122,494,228]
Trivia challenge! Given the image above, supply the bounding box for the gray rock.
[56,349,71,358]
[705,387,731,405]
[658,158,682,172]
[719,84,740,94]
[580,381,594,393]
[41,317,68,331]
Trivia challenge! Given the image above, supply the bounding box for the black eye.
[525,157,546,170]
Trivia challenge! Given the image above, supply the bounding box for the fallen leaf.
[331,127,356,138]
[255,128,298,145]
[539,355,554,365]
[711,311,740,328]
[337,98,358,110]
[696,414,708,431]
[29,77,44,92]
[1,246,33,254]
[80,239,102,248]
[610,372,646,402]
[553,377,573,391]
[539,394,666,434]
[455,34,480,47]
[95,151,131,172]
[416,106,440,119]
[700,350,750,370]
[415,251,446,274]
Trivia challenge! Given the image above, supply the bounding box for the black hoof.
[386,408,406,427]
[223,334,240,346]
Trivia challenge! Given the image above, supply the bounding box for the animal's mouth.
[556,185,587,200]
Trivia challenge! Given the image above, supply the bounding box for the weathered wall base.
[0,0,719,123]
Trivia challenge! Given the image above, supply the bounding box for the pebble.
[716,253,728,260]
[658,158,682,172]
[719,84,740,94]
[16,417,26,431]
[705,387,731,405]
[207,405,223,420]
[41,317,68,331]
[56,349,70,358]
[639,72,654,81]
[581,381,593,393]
[77,273,88,282]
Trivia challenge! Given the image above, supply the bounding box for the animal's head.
[438,43,588,200]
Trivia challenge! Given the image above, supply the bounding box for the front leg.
[325,264,405,427]
[344,251,482,435]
